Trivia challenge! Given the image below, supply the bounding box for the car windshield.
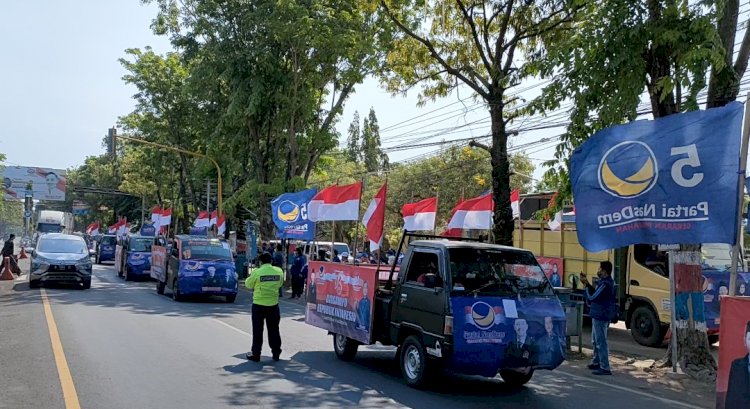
[38,238,87,254]
[130,238,153,252]
[101,237,116,246]
[448,247,553,296]
[182,241,231,261]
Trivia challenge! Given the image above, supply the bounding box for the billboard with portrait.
[2,166,66,201]
[305,262,377,344]
[716,296,750,409]
[450,296,566,377]
[536,257,564,288]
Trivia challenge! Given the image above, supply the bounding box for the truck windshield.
[130,238,154,252]
[448,248,553,296]
[182,241,232,261]
[37,223,62,233]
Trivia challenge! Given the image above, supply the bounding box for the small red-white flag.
[108,224,117,234]
[217,214,226,235]
[116,217,128,237]
[308,181,362,222]
[548,211,563,231]
[511,190,521,220]
[151,206,162,230]
[209,210,218,226]
[446,192,494,230]
[194,211,209,228]
[402,197,437,231]
[86,221,100,236]
[362,183,387,252]
[160,208,172,226]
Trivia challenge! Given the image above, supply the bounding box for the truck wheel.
[124,266,131,281]
[500,369,534,387]
[400,336,431,388]
[172,279,183,302]
[156,280,165,295]
[630,305,664,347]
[333,334,358,361]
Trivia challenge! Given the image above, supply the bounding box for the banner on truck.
[2,166,67,201]
[150,246,167,282]
[570,102,743,252]
[305,262,376,344]
[716,296,750,409]
[450,297,566,378]
[536,257,563,288]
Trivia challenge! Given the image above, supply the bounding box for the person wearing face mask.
[580,261,616,376]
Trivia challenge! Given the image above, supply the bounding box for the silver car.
[30,234,93,289]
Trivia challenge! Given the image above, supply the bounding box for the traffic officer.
[245,252,284,362]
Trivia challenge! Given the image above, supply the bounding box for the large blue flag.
[271,188,317,241]
[570,102,743,252]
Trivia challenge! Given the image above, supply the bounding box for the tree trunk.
[658,251,717,381]
[707,0,740,109]
[489,99,512,246]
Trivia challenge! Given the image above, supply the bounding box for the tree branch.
[734,21,750,82]
[495,0,515,69]
[455,0,493,75]
[469,139,491,152]
[380,0,490,98]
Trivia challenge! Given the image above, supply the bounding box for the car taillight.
[444,316,453,335]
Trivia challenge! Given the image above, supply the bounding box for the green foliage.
[346,111,362,162]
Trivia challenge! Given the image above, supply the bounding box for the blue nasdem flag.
[570,102,743,252]
[271,188,317,241]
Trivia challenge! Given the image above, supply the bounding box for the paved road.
[0,263,714,409]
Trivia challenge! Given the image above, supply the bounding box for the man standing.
[2,234,18,275]
[332,249,341,263]
[244,253,284,362]
[290,248,307,299]
[725,321,750,408]
[581,261,616,376]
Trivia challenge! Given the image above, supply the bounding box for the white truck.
[36,211,74,234]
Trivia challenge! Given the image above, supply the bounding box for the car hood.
[36,252,88,262]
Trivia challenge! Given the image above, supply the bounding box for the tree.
[362,108,386,173]
[346,111,362,163]
[540,0,750,381]
[379,0,581,246]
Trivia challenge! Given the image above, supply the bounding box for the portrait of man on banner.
[716,297,750,409]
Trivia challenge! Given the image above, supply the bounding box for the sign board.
[716,296,750,409]
[2,166,67,201]
[305,262,377,344]
[536,256,564,287]
[150,246,168,282]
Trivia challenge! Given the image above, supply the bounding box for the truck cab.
[308,233,566,388]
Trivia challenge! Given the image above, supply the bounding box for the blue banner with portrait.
[450,296,566,377]
[570,103,743,252]
[176,260,238,296]
[271,188,317,241]
[703,271,750,330]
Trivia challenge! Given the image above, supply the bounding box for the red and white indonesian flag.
[446,192,494,230]
[116,217,128,237]
[217,214,226,235]
[160,208,172,226]
[151,206,162,230]
[209,210,218,227]
[402,197,437,231]
[511,190,520,219]
[108,224,117,234]
[194,211,209,228]
[308,181,362,222]
[362,183,387,252]
[86,221,100,236]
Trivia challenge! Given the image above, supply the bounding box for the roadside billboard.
[716,296,750,409]
[2,166,66,201]
[305,262,377,344]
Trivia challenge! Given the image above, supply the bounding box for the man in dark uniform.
[534,316,565,368]
[244,253,284,362]
[504,318,534,375]
[726,321,750,408]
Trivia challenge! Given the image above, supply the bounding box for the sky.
[0,1,558,185]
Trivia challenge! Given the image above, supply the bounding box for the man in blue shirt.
[581,261,616,376]
[332,249,341,263]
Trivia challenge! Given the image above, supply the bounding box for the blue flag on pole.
[271,188,317,241]
[570,102,743,252]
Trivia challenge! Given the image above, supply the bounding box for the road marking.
[41,289,82,409]
[212,317,252,337]
[555,369,704,409]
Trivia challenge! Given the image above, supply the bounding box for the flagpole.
[730,93,750,296]
[353,178,365,263]
[433,187,439,236]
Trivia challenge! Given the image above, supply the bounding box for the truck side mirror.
[424,274,443,290]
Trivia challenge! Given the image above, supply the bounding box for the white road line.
[212,318,252,338]
[554,370,706,409]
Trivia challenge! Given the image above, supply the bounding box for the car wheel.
[123,265,130,281]
[500,369,534,387]
[156,280,166,295]
[29,280,40,289]
[172,279,183,302]
[400,335,431,388]
[333,333,359,361]
[225,294,237,303]
[708,334,719,345]
[82,279,91,290]
[630,305,664,347]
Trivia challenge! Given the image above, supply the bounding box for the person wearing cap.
[726,320,750,407]
[244,252,284,362]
